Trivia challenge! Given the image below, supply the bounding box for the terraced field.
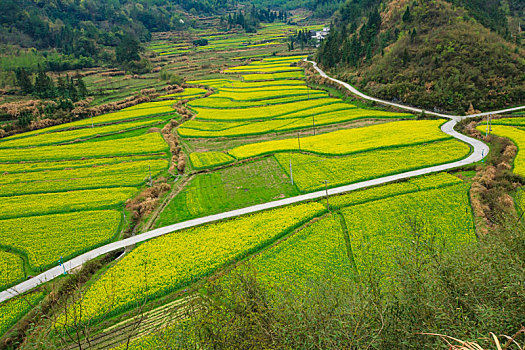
[180,57,412,138]
[147,24,317,57]
[0,49,486,347]
[0,98,177,292]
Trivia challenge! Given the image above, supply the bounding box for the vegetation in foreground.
[113,212,525,349]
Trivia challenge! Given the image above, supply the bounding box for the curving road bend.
[1,61,522,304]
[306,60,525,121]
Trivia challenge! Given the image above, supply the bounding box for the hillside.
[316,0,525,114]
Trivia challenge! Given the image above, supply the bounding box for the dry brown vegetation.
[126,181,172,220]
[464,120,522,235]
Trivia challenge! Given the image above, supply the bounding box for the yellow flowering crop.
[342,184,475,279]
[0,133,168,162]
[0,117,170,149]
[0,291,44,337]
[0,187,137,220]
[0,210,121,270]
[158,88,207,99]
[242,71,304,81]
[0,159,168,196]
[230,120,449,159]
[476,125,525,176]
[329,172,462,209]
[179,107,412,138]
[8,105,176,138]
[1,155,164,174]
[0,251,24,289]
[274,139,470,192]
[251,214,353,291]
[191,98,341,121]
[490,117,525,126]
[66,202,325,323]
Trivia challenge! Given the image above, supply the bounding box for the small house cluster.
[310,27,330,41]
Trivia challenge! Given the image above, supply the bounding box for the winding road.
[1,61,524,304]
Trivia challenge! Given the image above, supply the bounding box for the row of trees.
[318,6,383,68]
[226,7,289,32]
[15,69,88,101]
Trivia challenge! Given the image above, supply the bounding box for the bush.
[157,215,525,349]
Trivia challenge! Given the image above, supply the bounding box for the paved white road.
[1,61,523,304]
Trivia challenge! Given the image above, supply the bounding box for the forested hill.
[0,0,224,55]
[316,0,525,114]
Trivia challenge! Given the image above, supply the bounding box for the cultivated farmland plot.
[0,51,484,345]
[0,99,176,300]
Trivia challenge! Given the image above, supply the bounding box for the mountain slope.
[316,0,525,114]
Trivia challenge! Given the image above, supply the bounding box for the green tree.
[33,68,55,99]
[15,68,33,94]
[115,34,141,63]
[76,75,88,99]
[402,6,411,22]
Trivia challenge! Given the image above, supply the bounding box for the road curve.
[305,60,525,120]
[1,61,521,304]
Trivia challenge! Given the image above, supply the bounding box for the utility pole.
[486,116,489,137]
[289,158,294,185]
[297,132,301,150]
[312,115,316,135]
[489,114,492,133]
[91,112,94,128]
[322,180,330,211]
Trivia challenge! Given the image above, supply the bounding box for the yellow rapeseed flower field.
[230,120,449,159]
[66,202,325,323]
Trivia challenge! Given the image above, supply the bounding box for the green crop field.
[189,151,235,169]
[491,117,525,126]
[242,173,473,292]
[155,157,299,226]
[341,183,475,276]
[250,214,353,291]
